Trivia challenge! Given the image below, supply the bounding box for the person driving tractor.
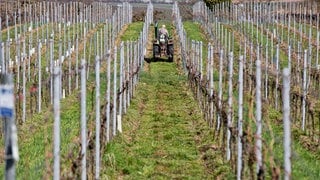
[159,24,169,37]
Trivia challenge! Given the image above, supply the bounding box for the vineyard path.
[101,23,222,178]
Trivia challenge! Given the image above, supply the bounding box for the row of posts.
[0,2,132,123]
[52,2,152,180]
[0,1,138,179]
[175,1,293,180]
[195,1,317,132]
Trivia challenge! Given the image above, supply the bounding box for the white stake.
[118,42,124,133]
[255,50,263,177]
[106,52,111,142]
[275,44,279,110]
[113,47,117,137]
[95,56,100,180]
[80,59,87,180]
[38,40,42,112]
[302,50,307,131]
[282,68,291,180]
[53,66,61,180]
[217,49,223,131]
[22,41,26,123]
[237,55,244,180]
[227,52,233,161]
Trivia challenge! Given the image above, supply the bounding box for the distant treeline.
[203,0,231,9]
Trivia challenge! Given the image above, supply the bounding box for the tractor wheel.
[168,44,174,62]
[168,56,173,62]
[153,44,159,59]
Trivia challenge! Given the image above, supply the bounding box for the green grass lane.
[183,21,207,42]
[102,61,231,179]
[104,21,232,179]
[263,108,320,179]
[183,21,211,76]
[121,22,144,41]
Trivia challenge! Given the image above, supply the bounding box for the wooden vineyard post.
[297,42,301,84]
[217,49,224,131]
[106,52,111,142]
[127,41,130,108]
[58,40,63,99]
[76,37,79,90]
[95,56,100,180]
[249,43,253,93]
[68,41,71,96]
[129,41,133,105]
[209,44,214,128]
[282,68,291,180]
[302,50,307,131]
[255,50,263,179]
[123,42,127,115]
[80,59,87,180]
[113,46,117,137]
[237,55,244,180]
[275,44,279,110]
[22,40,26,124]
[118,42,124,132]
[53,66,61,180]
[5,41,9,73]
[265,40,269,99]
[49,39,54,104]
[16,40,21,88]
[27,35,31,82]
[38,40,42,113]
[227,52,233,161]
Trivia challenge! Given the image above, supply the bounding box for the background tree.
[204,0,231,9]
[203,0,231,9]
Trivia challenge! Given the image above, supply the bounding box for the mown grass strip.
[183,21,207,42]
[183,21,210,74]
[102,62,231,179]
[120,22,144,41]
[102,23,233,179]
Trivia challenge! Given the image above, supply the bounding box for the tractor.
[152,22,174,61]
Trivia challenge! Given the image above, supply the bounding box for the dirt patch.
[133,7,146,22]
[132,3,193,23]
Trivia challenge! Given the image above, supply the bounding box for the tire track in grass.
[104,62,211,179]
